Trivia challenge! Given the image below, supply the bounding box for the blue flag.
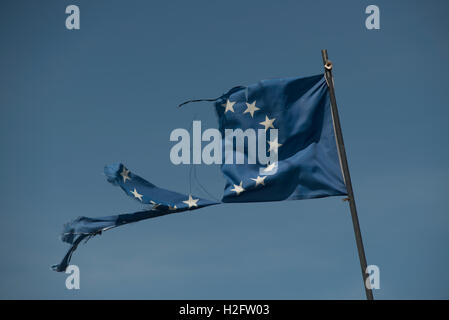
[52,73,347,272]
[215,74,347,202]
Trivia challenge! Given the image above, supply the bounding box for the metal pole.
[321,49,374,300]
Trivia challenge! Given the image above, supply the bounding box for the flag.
[215,74,347,202]
[52,73,347,272]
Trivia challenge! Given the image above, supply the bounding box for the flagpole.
[321,49,374,300]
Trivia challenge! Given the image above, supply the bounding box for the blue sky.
[0,0,448,299]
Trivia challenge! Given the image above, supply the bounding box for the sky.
[0,0,448,299]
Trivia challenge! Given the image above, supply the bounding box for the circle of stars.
[220,98,282,197]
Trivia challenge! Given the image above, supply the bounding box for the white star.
[251,176,267,186]
[120,167,131,183]
[243,101,260,118]
[183,195,199,208]
[130,188,143,201]
[259,115,276,131]
[262,162,277,173]
[268,138,283,153]
[150,200,160,211]
[222,99,236,113]
[230,181,245,195]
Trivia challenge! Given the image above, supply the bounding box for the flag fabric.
[215,74,347,202]
[52,73,347,271]
[51,164,218,272]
